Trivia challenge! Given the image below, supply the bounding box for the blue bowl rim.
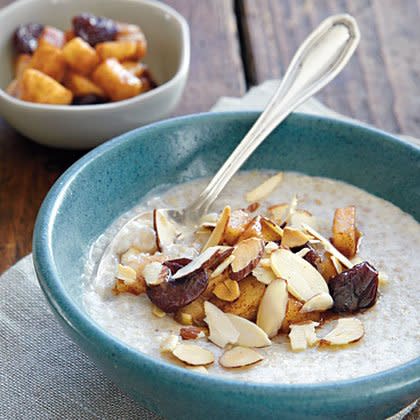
[33,111,420,398]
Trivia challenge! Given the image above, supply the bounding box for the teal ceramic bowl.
[33,112,420,419]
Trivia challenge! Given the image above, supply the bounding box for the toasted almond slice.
[257,279,288,338]
[226,314,271,347]
[264,241,279,254]
[152,304,166,318]
[210,254,236,278]
[295,248,310,258]
[288,209,318,230]
[289,322,319,351]
[213,279,240,302]
[230,237,264,281]
[185,365,208,374]
[142,261,170,286]
[252,264,276,285]
[259,257,272,268]
[204,301,239,348]
[320,318,364,346]
[223,209,252,245]
[270,249,328,302]
[281,227,310,248]
[160,334,179,352]
[330,255,343,274]
[172,344,214,366]
[153,209,178,251]
[202,206,231,251]
[302,224,353,269]
[117,263,137,284]
[245,172,283,202]
[261,217,283,241]
[378,271,389,286]
[268,203,289,225]
[172,246,228,280]
[237,216,262,242]
[219,346,263,368]
[284,194,298,225]
[180,326,205,340]
[300,292,333,313]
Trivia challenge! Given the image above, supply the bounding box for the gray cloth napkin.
[1,81,418,419]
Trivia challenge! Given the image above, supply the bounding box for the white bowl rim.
[0,0,190,111]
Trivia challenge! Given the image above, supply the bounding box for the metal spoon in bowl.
[98,14,360,274]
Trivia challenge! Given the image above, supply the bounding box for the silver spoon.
[98,14,360,272]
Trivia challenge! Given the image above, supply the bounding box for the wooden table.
[1,0,420,275]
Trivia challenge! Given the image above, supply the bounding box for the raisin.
[329,261,378,313]
[72,13,117,46]
[147,266,208,313]
[13,23,44,54]
[163,258,192,274]
[72,94,106,106]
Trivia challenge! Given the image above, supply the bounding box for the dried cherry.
[13,23,44,54]
[72,13,117,46]
[147,259,207,313]
[329,261,378,313]
[72,94,106,106]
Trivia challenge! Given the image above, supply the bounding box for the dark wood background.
[1,0,420,274]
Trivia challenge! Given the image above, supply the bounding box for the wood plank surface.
[240,0,420,137]
[0,0,245,273]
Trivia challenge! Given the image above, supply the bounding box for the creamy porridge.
[83,171,420,383]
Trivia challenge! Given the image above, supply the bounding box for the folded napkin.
[1,81,418,419]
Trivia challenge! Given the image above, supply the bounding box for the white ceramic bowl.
[0,0,190,149]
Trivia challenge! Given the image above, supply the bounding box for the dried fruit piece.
[219,346,263,368]
[331,206,360,258]
[300,292,333,313]
[304,242,338,281]
[153,209,178,251]
[204,301,239,348]
[223,209,252,245]
[160,335,179,353]
[226,314,271,347]
[257,279,288,338]
[142,262,170,286]
[246,202,260,213]
[252,264,276,285]
[281,226,310,248]
[146,267,208,313]
[213,279,240,302]
[329,261,378,313]
[271,249,328,302]
[176,298,206,326]
[245,172,283,202]
[163,258,192,274]
[175,312,193,326]
[73,13,117,46]
[260,217,283,241]
[281,296,321,332]
[72,94,106,105]
[13,23,44,54]
[180,326,205,340]
[185,365,208,374]
[172,344,214,366]
[210,254,235,278]
[320,318,364,345]
[202,206,231,251]
[289,322,319,351]
[230,238,264,281]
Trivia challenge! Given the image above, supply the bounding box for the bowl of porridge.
[33,112,420,419]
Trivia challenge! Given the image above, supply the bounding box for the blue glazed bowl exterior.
[33,112,420,419]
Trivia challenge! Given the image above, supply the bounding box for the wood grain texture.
[240,0,420,136]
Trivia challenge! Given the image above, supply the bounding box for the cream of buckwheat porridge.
[82,171,420,383]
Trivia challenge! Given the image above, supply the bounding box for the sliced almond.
[288,209,318,230]
[223,209,252,245]
[270,249,328,302]
[142,261,170,286]
[252,264,276,285]
[204,301,239,348]
[264,241,279,254]
[302,224,353,269]
[226,314,271,347]
[260,217,283,241]
[259,258,272,268]
[172,343,214,366]
[120,247,142,270]
[152,304,166,318]
[378,271,389,286]
[210,254,235,278]
[202,206,231,251]
[153,209,178,251]
[174,312,193,325]
[289,322,319,351]
[213,279,240,302]
[160,334,179,353]
[185,365,208,374]
[237,216,262,242]
[245,172,283,202]
[219,346,263,368]
[281,227,310,248]
[180,326,205,340]
[295,248,310,258]
[116,264,137,284]
[268,203,289,225]
[330,255,343,274]
[320,318,364,346]
[256,279,288,338]
[300,292,333,313]
[230,237,264,281]
[284,194,298,225]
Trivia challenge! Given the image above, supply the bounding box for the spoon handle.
[191,14,360,215]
